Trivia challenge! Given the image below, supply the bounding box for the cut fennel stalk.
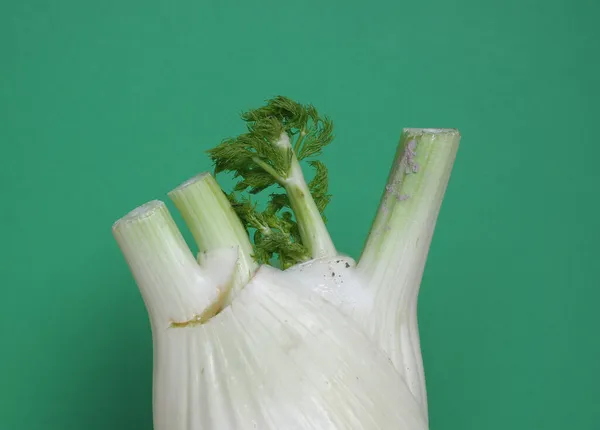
[112,96,459,430]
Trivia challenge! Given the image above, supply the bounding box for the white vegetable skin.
[112,128,460,429]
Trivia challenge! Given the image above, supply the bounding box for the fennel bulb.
[113,97,460,429]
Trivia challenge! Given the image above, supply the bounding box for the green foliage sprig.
[207,96,334,268]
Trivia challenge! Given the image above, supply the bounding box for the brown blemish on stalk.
[374,138,421,237]
[384,138,419,203]
[385,185,411,203]
[169,285,230,328]
[404,139,419,174]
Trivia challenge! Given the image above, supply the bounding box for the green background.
[1,0,598,429]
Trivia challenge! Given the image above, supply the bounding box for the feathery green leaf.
[308,160,331,217]
[208,95,334,268]
[298,116,334,160]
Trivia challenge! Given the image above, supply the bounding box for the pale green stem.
[168,173,258,303]
[252,157,285,184]
[284,155,337,259]
[357,128,460,419]
[267,131,336,260]
[293,128,306,153]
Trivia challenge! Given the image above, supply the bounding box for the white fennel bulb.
[112,97,460,430]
